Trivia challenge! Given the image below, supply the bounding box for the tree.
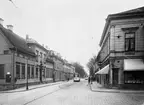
[87,55,97,77]
[72,62,87,78]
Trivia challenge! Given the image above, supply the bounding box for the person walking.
[90,76,93,84]
[88,76,91,85]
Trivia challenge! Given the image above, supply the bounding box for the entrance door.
[112,68,118,86]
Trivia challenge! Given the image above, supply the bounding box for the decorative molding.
[121,27,139,32]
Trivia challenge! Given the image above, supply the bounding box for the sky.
[0,0,144,73]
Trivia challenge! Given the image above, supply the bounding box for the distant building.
[96,6,144,89]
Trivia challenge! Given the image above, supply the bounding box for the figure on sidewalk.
[90,76,93,84]
[87,76,91,85]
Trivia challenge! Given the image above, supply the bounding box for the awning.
[124,59,144,71]
[95,65,109,74]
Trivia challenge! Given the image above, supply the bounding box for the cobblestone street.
[26,80,144,105]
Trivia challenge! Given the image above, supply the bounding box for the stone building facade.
[96,7,144,89]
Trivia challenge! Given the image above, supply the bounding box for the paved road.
[1,80,144,105]
[26,80,144,105]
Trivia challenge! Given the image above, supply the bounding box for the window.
[16,62,20,79]
[44,54,46,58]
[36,67,38,78]
[22,63,25,79]
[31,66,34,78]
[0,64,4,79]
[27,64,30,79]
[40,52,43,58]
[3,50,9,54]
[125,33,135,52]
[36,50,39,56]
[124,71,144,84]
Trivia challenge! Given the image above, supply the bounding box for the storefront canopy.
[95,65,109,74]
[124,59,144,71]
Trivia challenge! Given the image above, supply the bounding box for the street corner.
[90,82,144,94]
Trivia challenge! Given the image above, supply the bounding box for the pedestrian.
[87,76,90,85]
[90,76,93,84]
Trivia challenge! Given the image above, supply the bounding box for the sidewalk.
[90,82,144,94]
[0,81,66,93]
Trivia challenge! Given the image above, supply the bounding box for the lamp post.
[26,57,28,90]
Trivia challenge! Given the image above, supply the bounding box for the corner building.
[96,7,144,89]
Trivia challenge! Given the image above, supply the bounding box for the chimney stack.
[26,34,29,40]
[7,25,13,31]
[0,18,4,26]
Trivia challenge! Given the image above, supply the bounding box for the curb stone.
[90,84,144,94]
[0,82,63,93]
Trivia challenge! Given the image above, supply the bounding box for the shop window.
[0,64,4,79]
[16,62,20,79]
[31,66,34,78]
[22,63,25,79]
[124,71,144,84]
[125,32,135,52]
[27,65,30,79]
[36,67,38,78]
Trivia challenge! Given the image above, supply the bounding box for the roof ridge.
[110,6,144,16]
[0,25,35,56]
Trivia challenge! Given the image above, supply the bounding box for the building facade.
[96,7,144,89]
[0,18,75,87]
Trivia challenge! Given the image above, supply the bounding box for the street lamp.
[26,57,28,90]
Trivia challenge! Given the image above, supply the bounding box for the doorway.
[112,68,119,86]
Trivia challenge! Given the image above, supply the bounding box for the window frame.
[125,32,135,52]
[0,64,5,79]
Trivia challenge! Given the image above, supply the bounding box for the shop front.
[123,59,144,89]
[95,65,109,86]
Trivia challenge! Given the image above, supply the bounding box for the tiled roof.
[0,25,35,56]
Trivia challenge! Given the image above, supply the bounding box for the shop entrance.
[112,68,119,86]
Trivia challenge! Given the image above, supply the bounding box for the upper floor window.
[36,50,39,56]
[125,32,135,52]
[40,52,43,58]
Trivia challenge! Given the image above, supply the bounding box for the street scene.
[0,79,144,105]
[1,0,144,105]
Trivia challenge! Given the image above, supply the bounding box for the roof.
[27,42,48,52]
[0,25,35,56]
[99,6,144,46]
[110,6,144,16]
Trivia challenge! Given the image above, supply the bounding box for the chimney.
[7,25,13,31]
[26,34,29,40]
[0,18,4,26]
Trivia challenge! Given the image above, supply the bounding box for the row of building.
[94,6,144,89]
[0,18,75,87]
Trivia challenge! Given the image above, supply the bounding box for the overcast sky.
[0,0,144,73]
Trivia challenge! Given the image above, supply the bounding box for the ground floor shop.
[96,59,144,89]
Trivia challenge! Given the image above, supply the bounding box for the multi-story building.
[63,63,75,80]
[96,7,144,89]
[0,18,74,88]
[26,36,54,82]
[0,19,36,86]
